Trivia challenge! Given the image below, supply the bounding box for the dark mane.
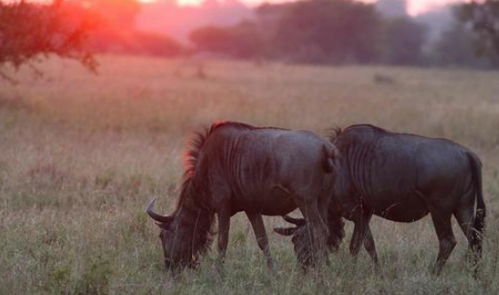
[179,121,257,204]
[173,121,260,264]
[187,122,256,172]
[328,126,343,143]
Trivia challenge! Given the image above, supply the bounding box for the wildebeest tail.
[322,144,340,173]
[467,151,486,254]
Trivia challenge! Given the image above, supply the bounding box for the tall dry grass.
[0,55,498,294]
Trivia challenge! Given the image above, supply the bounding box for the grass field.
[1,55,498,294]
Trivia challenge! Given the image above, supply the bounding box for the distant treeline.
[2,0,499,77]
[188,0,499,68]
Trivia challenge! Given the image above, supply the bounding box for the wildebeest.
[275,124,486,275]
[146,121,340,271]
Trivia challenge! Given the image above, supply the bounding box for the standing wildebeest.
[146,121,340,271]
[275,124,486,275]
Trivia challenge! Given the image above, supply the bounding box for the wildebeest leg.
[454,205,474,250]
[430,211,456,275]
[454,200,480,271]
[363,226,380,272]
[216,206,231,268]
[350,210,372,257]
[245,212,274,270]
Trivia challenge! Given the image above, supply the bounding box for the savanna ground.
[1,55,499,294]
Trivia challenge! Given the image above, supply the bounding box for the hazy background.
[1,0,499,294]
[137,0,454,43]
[5,0,489,69]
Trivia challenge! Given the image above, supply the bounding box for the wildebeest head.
[274,216,315,267]
[146,126,222,272]
[275,211,345,266]
[146,198,194,270]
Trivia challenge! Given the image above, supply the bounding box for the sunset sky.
[365,0,465,15]
[173,0,466,16]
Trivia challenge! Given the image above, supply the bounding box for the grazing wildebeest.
[146,121,340,271]
[275,124,486,275]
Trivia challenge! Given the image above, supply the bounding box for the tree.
[0,0,96,82]
[189,21,263,58]
[430,21,494,68]
[380,17,427,65]
[273,0,381,64]
[458,0,499,61]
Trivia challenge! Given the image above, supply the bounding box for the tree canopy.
[273,0,381,63]
[458,0,499,62]
[0,0,97,82]
[190,0,428,65]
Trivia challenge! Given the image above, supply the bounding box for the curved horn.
[145,198,173,223]
[274,227,298,236]
[283,215,306,226]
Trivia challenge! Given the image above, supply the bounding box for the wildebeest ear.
[274,227,298,236]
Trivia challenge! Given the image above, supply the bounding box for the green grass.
[1,55,498,294]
